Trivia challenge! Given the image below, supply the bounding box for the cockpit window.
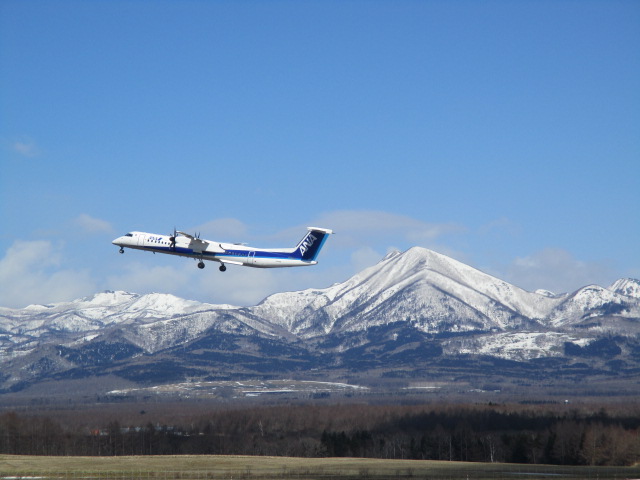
[125,233,133,237]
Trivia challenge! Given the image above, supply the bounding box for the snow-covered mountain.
[253,248,562,336]
[609,278,640,299]
[1,247,639,396]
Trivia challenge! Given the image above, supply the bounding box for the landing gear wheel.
[197,261,205,269]
[119,247,124,254]
[219,265,227,272]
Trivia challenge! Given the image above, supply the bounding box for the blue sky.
[1,0,639,308]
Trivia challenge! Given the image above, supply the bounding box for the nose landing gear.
[119,247,124,254]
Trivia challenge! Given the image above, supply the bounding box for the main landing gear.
[196,261,226,272]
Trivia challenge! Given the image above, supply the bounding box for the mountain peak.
[382,249,402,261]
[77,290,139,305]
[608,278,640,299]
[394,247,490,285]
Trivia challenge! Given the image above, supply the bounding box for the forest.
[0,402,638,466]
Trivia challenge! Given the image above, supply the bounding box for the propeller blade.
[169,227,177,250]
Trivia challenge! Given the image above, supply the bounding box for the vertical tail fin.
[293,227,333,262]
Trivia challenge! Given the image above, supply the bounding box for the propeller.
[169,227,177,250]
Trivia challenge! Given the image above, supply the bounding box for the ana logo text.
[299,233,318,256]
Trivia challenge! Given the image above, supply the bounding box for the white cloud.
[12,138,39,158]
[504,248,616,294]
[106,261,192,297]
[0,240,96,308]
[308,210,465,248]
[74,214,114,234]
[105,257,280,307]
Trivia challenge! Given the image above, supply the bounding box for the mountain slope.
[1,247,639,396]
[609,278,640,299]
[252,247,560,337]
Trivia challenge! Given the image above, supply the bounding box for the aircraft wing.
[176,231,214,253]
[176,231,201,241]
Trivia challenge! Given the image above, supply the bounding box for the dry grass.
[1,454,640,479]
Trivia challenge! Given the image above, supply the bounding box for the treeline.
[0,403,639,466]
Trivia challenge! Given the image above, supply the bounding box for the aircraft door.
[248,251,256,265]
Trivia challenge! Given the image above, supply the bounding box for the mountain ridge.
[1,247,639,397]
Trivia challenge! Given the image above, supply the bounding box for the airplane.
[112,227,333,271]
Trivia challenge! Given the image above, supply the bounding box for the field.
[1,455,640,480]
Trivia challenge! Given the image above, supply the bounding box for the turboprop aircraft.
[112,227,333,271]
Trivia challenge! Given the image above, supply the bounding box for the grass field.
[1,455,640,479]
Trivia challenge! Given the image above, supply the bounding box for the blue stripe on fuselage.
[141,245,295,261]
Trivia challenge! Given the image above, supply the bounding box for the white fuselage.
[112,227,332,270]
